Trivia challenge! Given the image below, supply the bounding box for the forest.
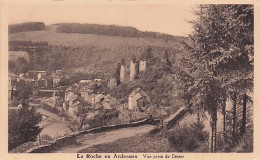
[56,23,184,42]
[9,22,46,34]
[8,39,182,78]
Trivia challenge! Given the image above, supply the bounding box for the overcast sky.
[8,0,197,36]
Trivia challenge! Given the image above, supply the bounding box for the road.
[28,97,74,138]
[52,125,156,153]
[37,108,73,138]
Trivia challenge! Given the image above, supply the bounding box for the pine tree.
[178,4,253,152]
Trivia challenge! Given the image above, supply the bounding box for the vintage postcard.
[0,0,259,160]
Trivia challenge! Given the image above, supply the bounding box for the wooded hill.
[9,23,187,79]
[56,23,185,42]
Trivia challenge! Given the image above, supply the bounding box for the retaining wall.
[27,118,158,153]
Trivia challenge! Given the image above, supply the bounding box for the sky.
[8,0,197,36]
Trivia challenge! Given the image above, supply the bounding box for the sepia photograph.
[0,0,259,159]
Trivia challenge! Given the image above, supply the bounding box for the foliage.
[110,59,174,106]
[115,63,121,83]
[9,57,29,73]
[8,107,42,151]
[168,122,208,152]
[9,40,48,47]
[16,80,32,105]
[89,109,121,128]
[179,4,253,106]
[59,71,104,86]
[218,101,254,152]
[175,4,254,152]
[56,23,180,41]
[110,83,136,103]
[9,40,181,78]
[9,22,45,34]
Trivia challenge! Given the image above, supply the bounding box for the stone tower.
[130,60,136,81]
[120,64,125,83]
[139,60,146,72]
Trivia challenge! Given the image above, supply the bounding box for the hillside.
[9,24,185,48]
[9,24,187,78]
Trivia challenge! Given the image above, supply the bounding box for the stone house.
[108,78,117,90]
[53,76,61,87]
[52,70,64,87]
[79,80,94,88]
[63,91,85,119]
[128,87,150,111]
[94,79,102,87]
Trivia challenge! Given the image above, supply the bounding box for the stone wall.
[27,118,158,153]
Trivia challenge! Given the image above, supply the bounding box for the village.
[8,51,170,147]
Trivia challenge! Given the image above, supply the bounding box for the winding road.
[51,125,155,153]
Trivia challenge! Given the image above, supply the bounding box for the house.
[38,79,48,88]
[26,71,50,88]
[128,87,150,111]
[94,79,102,86]
[17,73,25,82]
[104,94,119,107]
[101,101,111,110]
[55,70,63,75]
[79,80,94,88]
[84,93,95,105]
[37,72,47,80]
[84,93,105,106]
[95,94,105,103]
[42,96,61,108]
[63,91,85,119]
[108,78,117,90]
[53,76,61,87]
[52,70,64,87]
[28,71,47,80]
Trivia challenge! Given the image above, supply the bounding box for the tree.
[16,80,32,106]
[8,61,16,73]
[16,57,29,73]
[141,46,154,65]
[8,107,42,151]
[178,4,253,152]
[115,63,121,84]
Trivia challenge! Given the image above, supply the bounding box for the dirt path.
[52,125,155,153]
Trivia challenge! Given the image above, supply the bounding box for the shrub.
[89,109,121,128]
[8,107,42,151]
[168,122,208,152]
